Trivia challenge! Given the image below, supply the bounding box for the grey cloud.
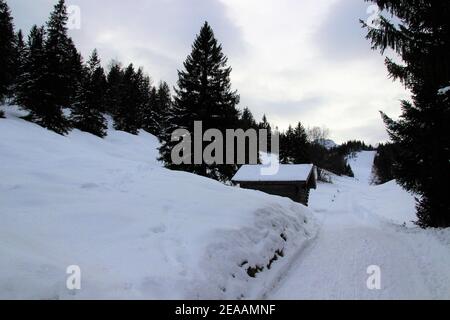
[315,0,373,61]
[7,0,407,144]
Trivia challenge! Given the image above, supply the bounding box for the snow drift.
[0,106,317,300]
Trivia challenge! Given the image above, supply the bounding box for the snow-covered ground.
[270,152,450,300]
[0,106,317,299]
[1,105,449,300]
[347,151,376,184]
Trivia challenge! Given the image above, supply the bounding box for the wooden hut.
[232,164,317,206]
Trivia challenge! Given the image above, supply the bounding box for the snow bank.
[366,181,417,226]
[0,106,317,300]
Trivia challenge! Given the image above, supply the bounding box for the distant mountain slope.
[314,139,337,150]
[347,151,377,184]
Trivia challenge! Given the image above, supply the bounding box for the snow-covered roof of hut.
[232,164,316,182]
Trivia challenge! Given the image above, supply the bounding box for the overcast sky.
[9,0,409,144]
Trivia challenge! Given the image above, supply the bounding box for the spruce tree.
[258,114,273,153]
[155,81,172,134]
[70,50,107,137]
[141,82,172,137]
[280,125,295,164]
[134,67,152,130]
[363,0,450,227]
[240,107,257,131]
[12,30,26,94]
[0,0,16,102]
[15,26,49,123]
[105,61,123,116]
[44,0,80,108]
[141,86,158,135]
[159,22,240,181]
[113,64,141,135]
[292,122,310,164]
[236,108,260,164]
[38,0,81,133]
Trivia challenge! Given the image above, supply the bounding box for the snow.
[1,104,449,300]
[438,86,450,95]
[268,152,450,300]
[320,139,338,150]
[232,164,315,182]
[347,151,376,184]
[0,105,317,300]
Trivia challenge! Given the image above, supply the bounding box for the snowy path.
[269,153,450,300]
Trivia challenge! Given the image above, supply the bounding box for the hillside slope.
[0,106,317,299]
[347,151,376,184]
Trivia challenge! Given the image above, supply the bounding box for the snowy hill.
[347,151,376,184]
[0,106,316,299]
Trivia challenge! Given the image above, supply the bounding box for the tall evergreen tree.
[240,107,257,131]
[113,64,141,135]
[12,29,26,94]
[280,125,295,164]
[44,0,81,108]
[363,0,450,227]
[258,114,273,153]
[105,61,124,116]
[142,81,172,137]
[155,81,172,134]
[35,0,81,133]
[141,86,158,135]
[159,22,240,181]
[15,26,49,123]
[134,67,152,129]
[291,122,310,164]
[0,0,16,103]
[70,49,107,137]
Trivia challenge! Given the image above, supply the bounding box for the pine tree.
[142,87,159,136]
[134,67,152,130]
[363,0,450,228]
[258,114,271,131]
[105,61,123,116]
[70,49,107,137]
[258,114,273,153]
[155,81,172,135]
[0,0,16,102]
[141,81,172,137]
[373,143,398,184]
[44,0,81,108]
[240,107,257,131]
[291,122,310,164]
[12,29,26,94]
[280,125,295,164]
[159,22,240,181]
[113,64,141,135]
[36,0,81,133]
[141,86,158,135]
[15,26,49,122]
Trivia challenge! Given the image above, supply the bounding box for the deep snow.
[0,106,317,299]
[270,152,450,300]
[1,105,449,300]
